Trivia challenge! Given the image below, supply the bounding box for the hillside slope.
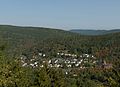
[0,25,120,59]
[0,25,83,55]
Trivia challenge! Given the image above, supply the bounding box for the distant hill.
[70,29,120,35]
[0,25,78,39]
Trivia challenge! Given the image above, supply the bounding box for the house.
[72,54,77,57]
[34,62,38,65]
[57,53,60,55]
[48,64,53,67]
[38,53,42,56]
[55,60,58,63]
[73,74,77,76]
[65,72,68,75]
[42,61,46,63]
[40,65,44,67]
[30,58,35,61]
[80,55,82,57]
[22,63,27,67]
[48,60,51,63]
[83,54,90,57]
[67,64,72,67]
[73,59,77,61]
[93,61,96,64]
[30,63,35,67]
[54,64,61,68]
[75,63,79,67]
[102,60,113,69]
[43,54,46,57]
[61,53,64,55]
[65,60,70,64]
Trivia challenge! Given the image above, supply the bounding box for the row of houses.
[57,52,96,58]
[20,52,112,70]
[20,53,97,69]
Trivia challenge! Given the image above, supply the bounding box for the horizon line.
[0,24,120,31]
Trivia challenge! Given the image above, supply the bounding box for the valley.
[0,25,120,87]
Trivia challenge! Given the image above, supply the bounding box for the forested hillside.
[0,25,82,56]
[0,25,120,87]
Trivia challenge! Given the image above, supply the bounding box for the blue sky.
[0,0,120,30]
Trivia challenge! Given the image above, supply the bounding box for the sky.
[0,0,120,30]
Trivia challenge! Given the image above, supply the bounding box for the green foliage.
[0,25,120,87]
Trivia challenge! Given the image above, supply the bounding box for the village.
[20,52,112,76]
